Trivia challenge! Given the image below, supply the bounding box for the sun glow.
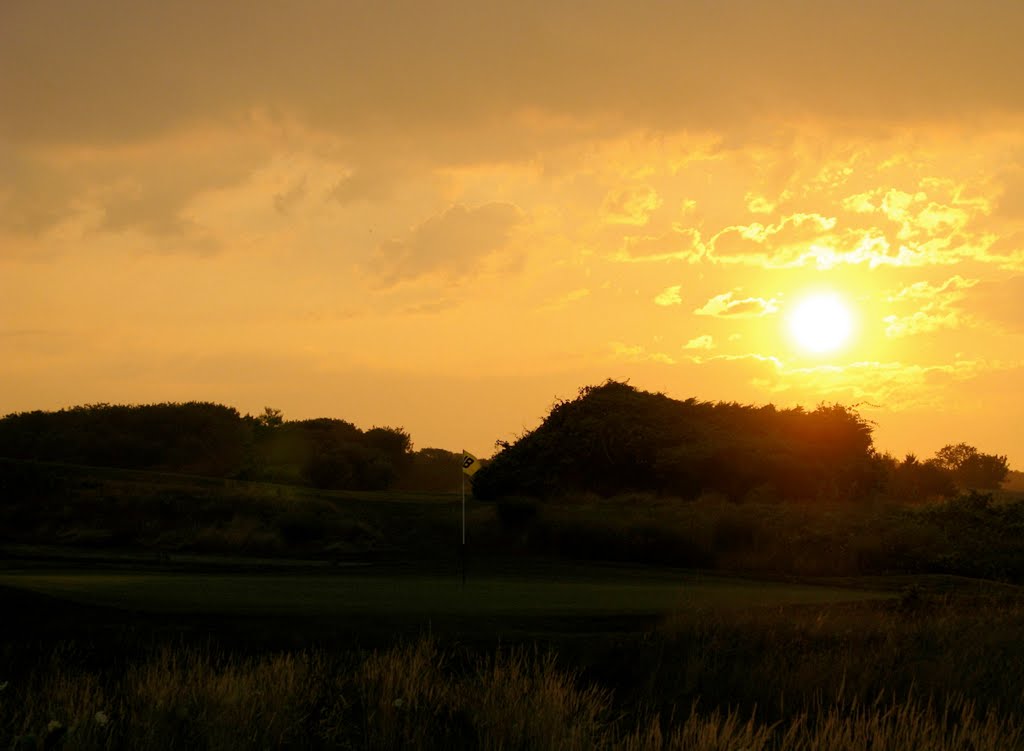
[787,292,855,354]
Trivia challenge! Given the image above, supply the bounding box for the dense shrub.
[473,381,878,502]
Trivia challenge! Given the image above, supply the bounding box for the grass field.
[6,461,1024,748]
[0,567,892,618]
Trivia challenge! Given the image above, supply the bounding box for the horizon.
[2,387,1019,473]
[3,2,1023,468]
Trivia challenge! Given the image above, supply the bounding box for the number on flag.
[462,451,483,477]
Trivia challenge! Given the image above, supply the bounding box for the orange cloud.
[882,276,978,338]
[602,186,662,226]
[683,335,715,350]
[695,291,779,318]
[369,203,523,286]
[654,285,682,306]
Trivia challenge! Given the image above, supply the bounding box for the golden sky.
[3,1,1024,466]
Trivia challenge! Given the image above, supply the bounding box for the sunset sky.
[3,1,1023,467]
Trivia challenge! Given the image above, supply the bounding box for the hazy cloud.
[615,228,704,263]
[3,1,1023,153]
[330,169,398,206]
[683,335,715,350]
[369,202,523,286]
[538,288,591,312]
[610,341,675,365]
[756,359,994,411]
[883,276,978,338]
[694,291,779,318]
[273,177,307,215]
[602,186,662,226]
[653,285,682,306]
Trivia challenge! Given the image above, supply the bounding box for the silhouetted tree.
[0,402,249,476]
[883,453,957,501]
[256,407,284,430]
[0,403,416,491]
[472,380,879,502]
[934,443,1010,490]
[394,447,463,491]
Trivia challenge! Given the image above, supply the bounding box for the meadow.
[4,460,1024,749]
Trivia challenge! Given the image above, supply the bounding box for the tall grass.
[507,492,1024,581]
[3,631,1023,751]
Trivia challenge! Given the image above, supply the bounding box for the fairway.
[0,569,890,618]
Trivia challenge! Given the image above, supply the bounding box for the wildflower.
[95,711,110,727]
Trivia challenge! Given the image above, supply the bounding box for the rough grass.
[3,634,1022,751]
[0,570,891,618]
[511,491,1024,581]
[7,460,1024,585]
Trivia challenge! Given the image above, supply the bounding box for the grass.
[7,460,1024,747]
[0,569,891,617]
[3,634,1023,750]
[7,459,1024,585]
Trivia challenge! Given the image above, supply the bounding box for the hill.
[473,380,878,502]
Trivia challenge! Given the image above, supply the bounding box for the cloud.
[0,132,266,248]
[273,177,307,215]
[538,288,590,312]
[614,228,704,263]
[705,213,836,265]
[330,168,399,206]
[683,335,715,350]
[0,146,78,234]
[882,275,978,338]
[4,1,1023,157]
[707,225,765,261]
[754,358,998,411]
[745,193,776,214]
[654,285,682,306]
[602,186,662,226]
[694,291,779,318]
[368,202,523,286]
[609,342,675,365]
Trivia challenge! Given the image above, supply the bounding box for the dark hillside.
[0,403,419,491]
[0,402,249,477]
[472,380,878,501]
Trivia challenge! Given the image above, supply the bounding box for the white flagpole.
[460,457,466,584]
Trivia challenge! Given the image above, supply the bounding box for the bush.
[496,500,539,530]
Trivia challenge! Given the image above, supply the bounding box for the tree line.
[0,385,1010,501]
[471,381,1009,502]
[0,403,463,492]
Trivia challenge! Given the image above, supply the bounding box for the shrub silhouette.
[472,380,878,502]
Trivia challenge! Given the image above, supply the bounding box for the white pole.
[460,470,466,584]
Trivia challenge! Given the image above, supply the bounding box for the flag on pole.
[461,451,483,477]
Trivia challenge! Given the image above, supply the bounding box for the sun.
[787,292,855,354]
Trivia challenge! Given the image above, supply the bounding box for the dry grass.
[3,635,1023,751]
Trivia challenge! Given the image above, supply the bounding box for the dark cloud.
[273,177,307,215]
[330,169,397,206]
[369,202,523,286]
[2,0,1022,152]
[0,147,78,234]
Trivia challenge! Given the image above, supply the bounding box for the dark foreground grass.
[2,635,1021,750]
[0,569,891,617]
[4,593,1024,750]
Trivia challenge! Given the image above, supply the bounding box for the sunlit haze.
[2,1,1023,467]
